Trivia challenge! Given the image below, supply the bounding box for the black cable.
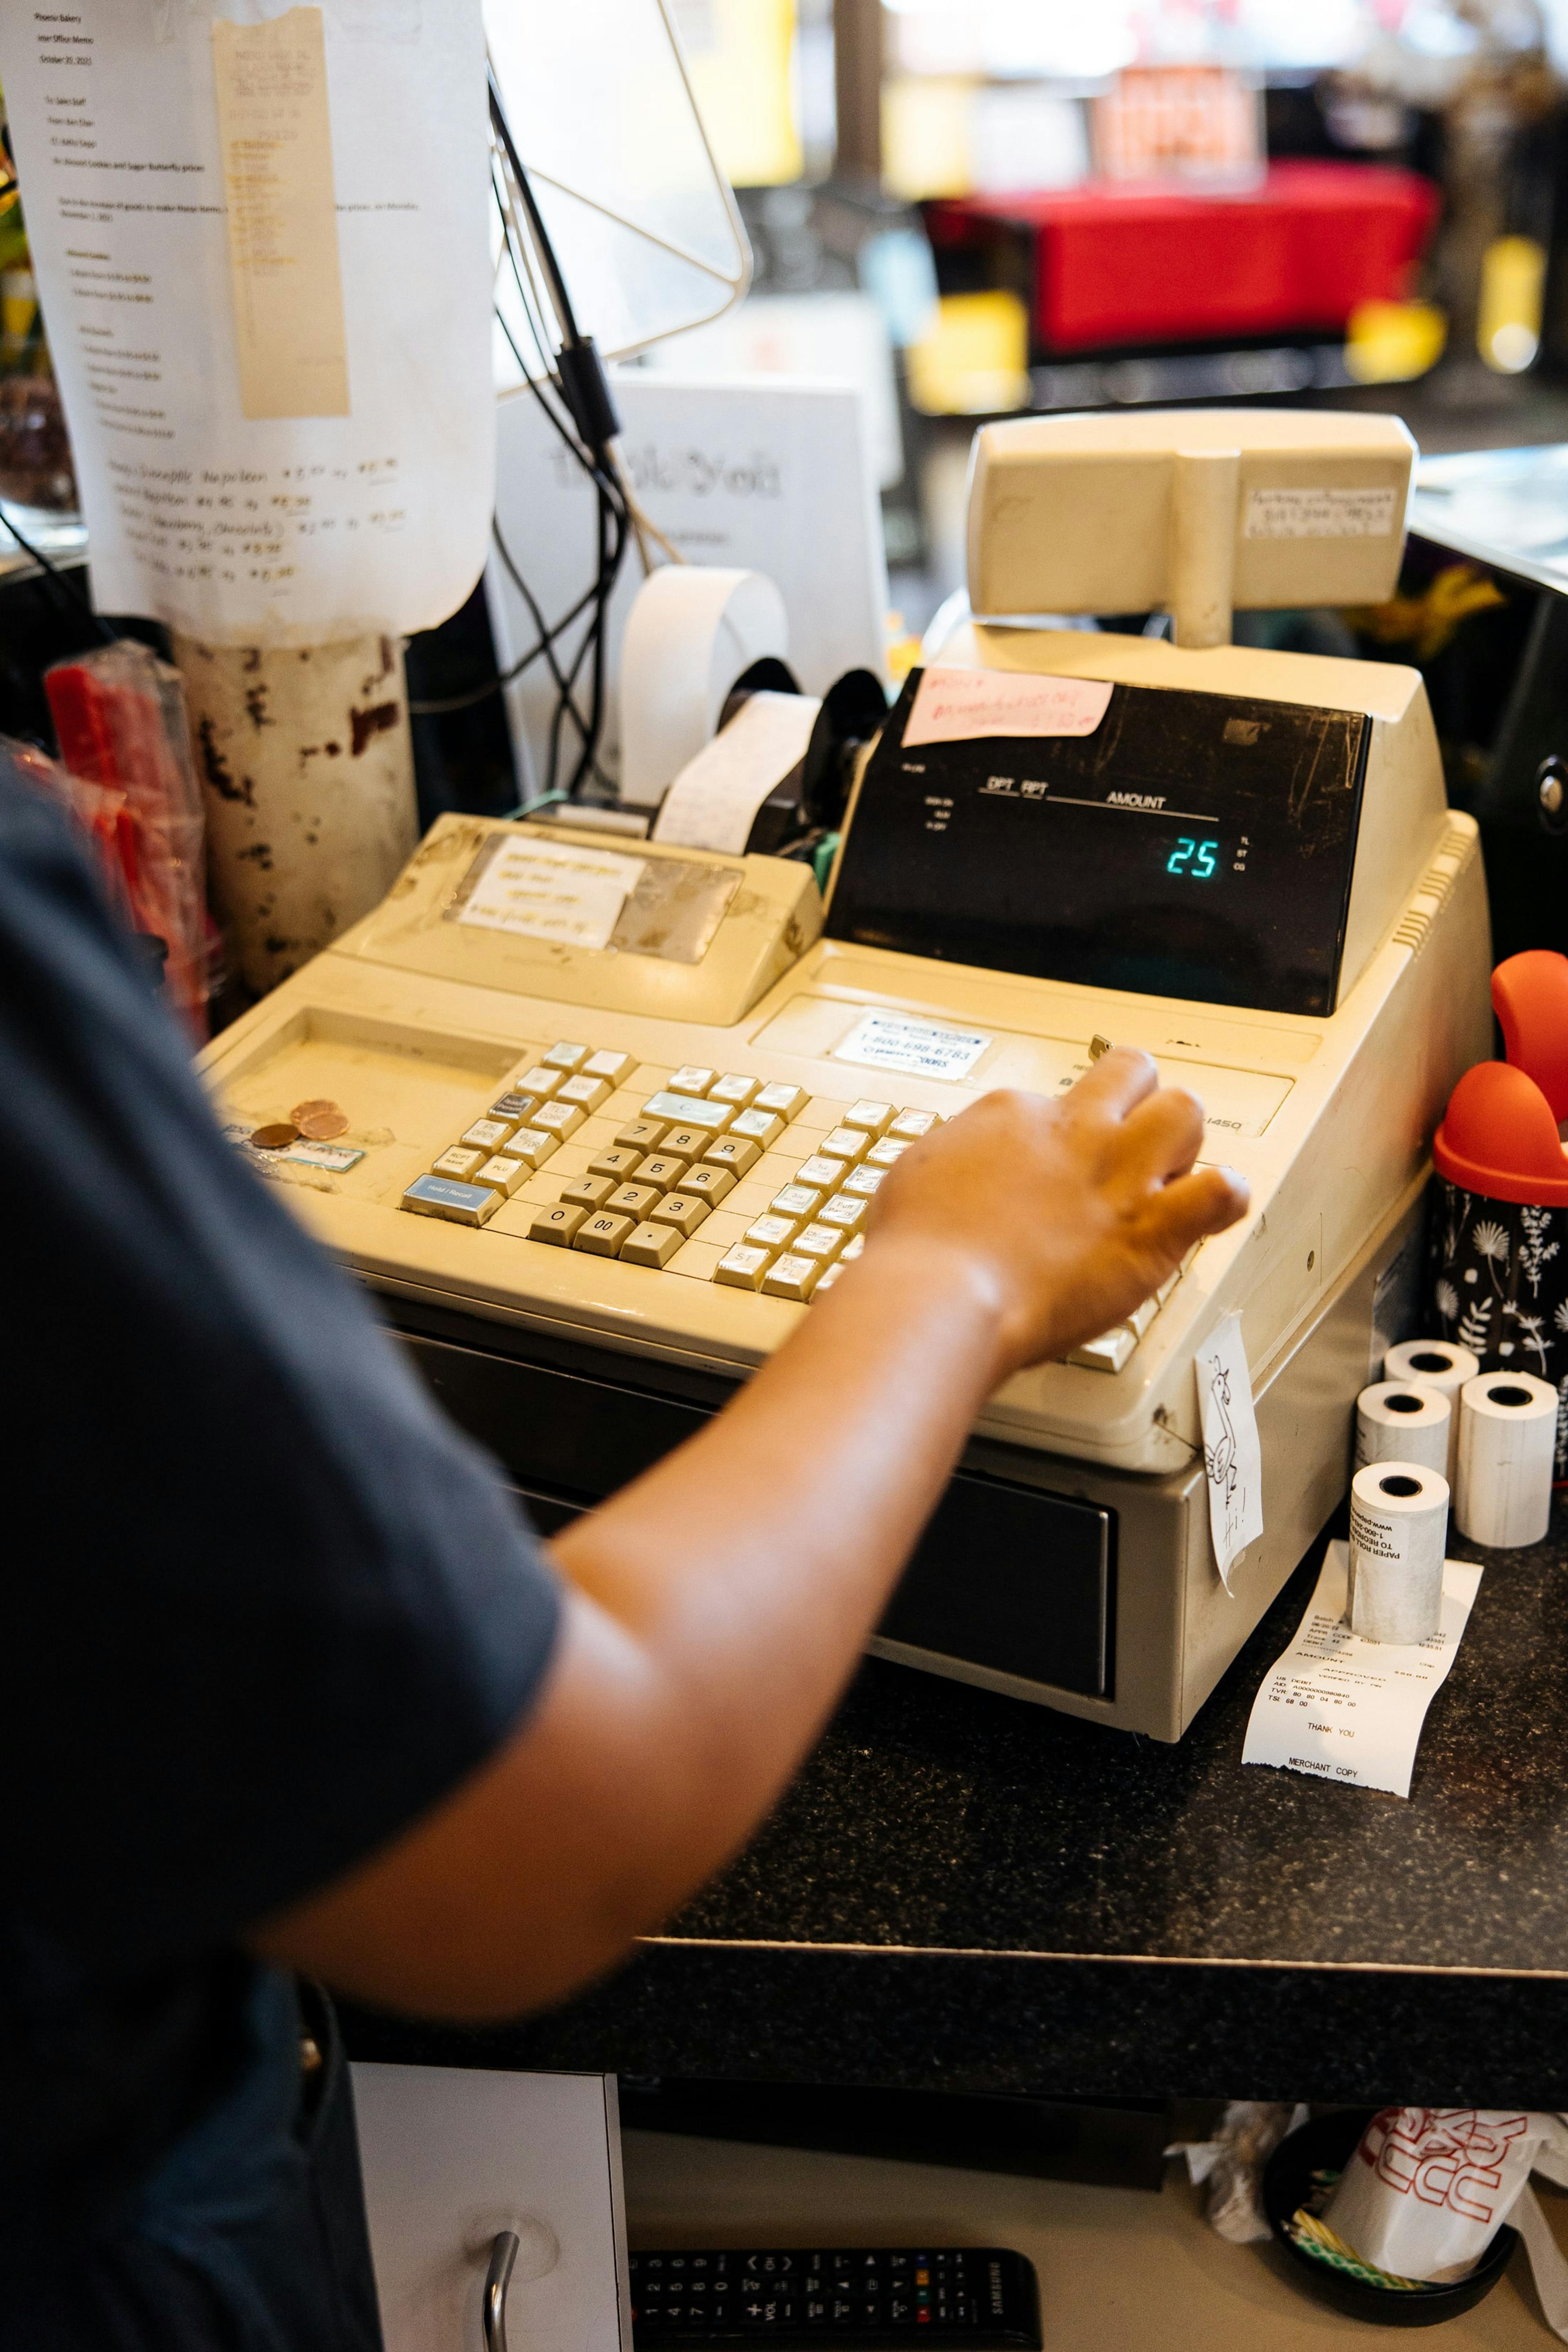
[492,301,624,795]
[485,78,628,796]
[491,487,597,778]
[488,68,583,348]
[566,481,628,798]
[492,499,615,798]
[493,258,626,519]
[493,298,623,518]
[0,509,116,644]
[408,555,604,717]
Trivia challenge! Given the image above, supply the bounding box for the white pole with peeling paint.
[174,633,419,997]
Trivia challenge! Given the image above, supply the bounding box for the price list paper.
[0,0,493,644]
[1243,1541,1482,1799]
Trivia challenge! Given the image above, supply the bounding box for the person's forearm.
[552,1232,1003,1844]
[252,1239,1007,2018]
[250,1061,1248,2018]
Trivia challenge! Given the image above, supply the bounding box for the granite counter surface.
[345,1510,1568,2104]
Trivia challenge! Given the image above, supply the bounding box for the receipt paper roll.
[1383,1340,1479,1481]
[1348,1461,1450,1645]
[1355,1381,1451,1478]
[1457,1371,1558,1548]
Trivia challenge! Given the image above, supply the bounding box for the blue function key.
[401,1173,498,1227]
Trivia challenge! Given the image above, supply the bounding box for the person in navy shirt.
[0,747,1244,2347]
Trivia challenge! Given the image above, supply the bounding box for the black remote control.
[628,2247,1041,2350]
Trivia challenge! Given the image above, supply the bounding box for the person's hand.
[861,1048,1249,1380]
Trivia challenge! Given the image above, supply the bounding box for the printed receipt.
[653,691,820,856]
[1243,1541,1483,1799]
[903,668,1114,747]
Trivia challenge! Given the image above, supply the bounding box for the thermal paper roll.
[619,568,790,809]
[1348,1460,1450,1644]
[1355,1381,1451,1478]
[1457,1372,1558,1548]
[1383,1339,1479,1398]
[1383,1341,1479,1481]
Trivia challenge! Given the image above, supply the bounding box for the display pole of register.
[0,0,498,992]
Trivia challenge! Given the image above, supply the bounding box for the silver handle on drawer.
[485,2230,519,2352]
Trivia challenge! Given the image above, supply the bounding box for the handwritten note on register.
[903,668,1114,747]
[1194,1311,1264,1592]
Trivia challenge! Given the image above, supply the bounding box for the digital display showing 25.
[828,671,1371,1017]
[1166,835,1219,880]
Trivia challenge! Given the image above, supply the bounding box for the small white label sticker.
[457,840,645,953]
[1242,1541,1483,1798]
[1194,1310,1265,1590]
[833,1011,991,1083]
[1243,486,1398,539]
[285,1140,364,1173]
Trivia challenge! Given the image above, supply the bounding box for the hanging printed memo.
[0,0,494,645]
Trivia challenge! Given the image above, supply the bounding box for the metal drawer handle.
[485,2230,519,2352]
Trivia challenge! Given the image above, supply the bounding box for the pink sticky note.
[903,667,1114,746]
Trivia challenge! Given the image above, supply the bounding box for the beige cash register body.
[204,413,1491,1741]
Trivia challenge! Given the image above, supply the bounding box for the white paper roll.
[1383,1338,1479,1398]
[1356,1381,1451,1478]
[618,567,790,810]
[1348,1460,1450,1644]
[1383,1341,1479,1481]
[1457,1371,1559,1548]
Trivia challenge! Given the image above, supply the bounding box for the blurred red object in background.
[44,641,209,1041]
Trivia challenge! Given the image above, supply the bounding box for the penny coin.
[292,1100,348,1138]
[252,1122,300,1150]
[294,1100,349,1141]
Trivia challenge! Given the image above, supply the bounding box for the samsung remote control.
[628,2247,1041,2350]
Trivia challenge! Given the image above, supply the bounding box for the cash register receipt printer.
[205,414,1491,1740]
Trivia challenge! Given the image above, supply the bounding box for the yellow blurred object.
[1,268,37,344]
[1343,299,1447,385]
[886,611,922,681]
[1346,562,1506,664]
[1478,234,1546,374]
[881,75,976,201]
[906,290,1030,417]
[679,0,802,190]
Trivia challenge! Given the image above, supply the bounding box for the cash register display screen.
[828,673,1371,1016]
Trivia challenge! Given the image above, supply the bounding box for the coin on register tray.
[291,1098,349,1140]
[252,1122,301,1150]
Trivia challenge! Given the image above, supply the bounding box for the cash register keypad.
[399,1041,1183,1363]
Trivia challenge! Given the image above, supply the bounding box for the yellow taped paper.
[212,7,350,419]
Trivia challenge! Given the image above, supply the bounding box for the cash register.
[203,411,1491,1741]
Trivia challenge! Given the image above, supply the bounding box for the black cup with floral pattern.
[1426,1180,1568,1474]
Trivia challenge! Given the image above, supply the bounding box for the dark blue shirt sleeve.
[0,755,561,1970]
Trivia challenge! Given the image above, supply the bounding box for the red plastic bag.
[45,641,209,1041]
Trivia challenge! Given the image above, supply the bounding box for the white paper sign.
[1194,1310,1264,1590]
[489,375,890,793]
[0,0,494,644]
[903,668,1114,747]
[1243,487,1398,540]
[653,691,820,855]
[458,840,645,953]
[833,1011,991,1082]
[1242,1541,1482,1799]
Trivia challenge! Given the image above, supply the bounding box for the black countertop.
[346,1510,1568,2107]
